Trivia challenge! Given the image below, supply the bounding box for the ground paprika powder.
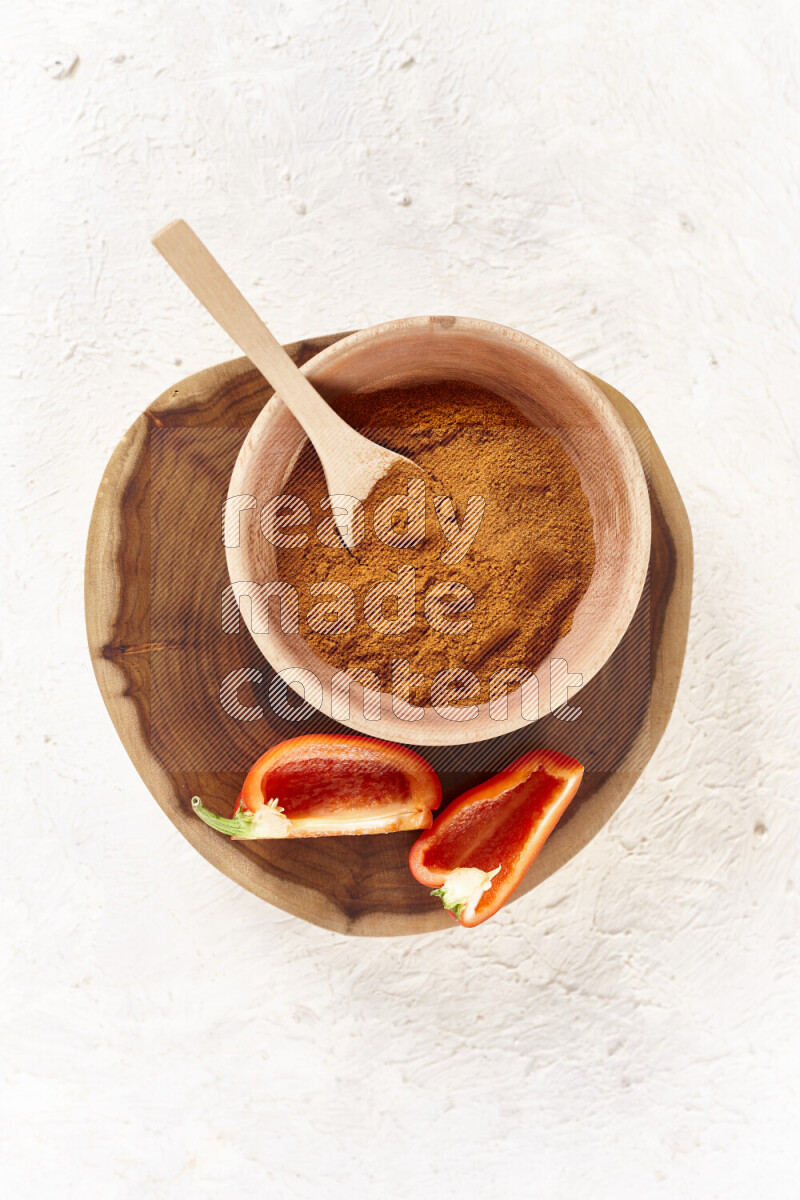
[276,380,595,709]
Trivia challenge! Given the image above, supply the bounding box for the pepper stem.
[191,796,259,837]
[431,866,501,922]
[191,796,289,840]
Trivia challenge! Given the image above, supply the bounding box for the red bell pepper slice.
[408,749,584,927]
[191,734,441,839]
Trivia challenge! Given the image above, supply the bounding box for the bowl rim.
[226,314,652,745]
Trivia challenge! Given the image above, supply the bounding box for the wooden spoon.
[151,219,412,546]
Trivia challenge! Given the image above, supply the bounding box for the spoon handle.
[152,219,348,448]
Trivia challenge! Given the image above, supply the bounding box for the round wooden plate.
[85,331,693,936]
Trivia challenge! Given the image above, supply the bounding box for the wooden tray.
[85,331,693,936]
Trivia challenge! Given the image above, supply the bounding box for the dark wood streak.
[103,641,189,657]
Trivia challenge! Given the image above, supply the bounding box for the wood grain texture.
[84,333,693,936]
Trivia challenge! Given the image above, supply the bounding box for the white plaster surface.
[3,2,799,1196]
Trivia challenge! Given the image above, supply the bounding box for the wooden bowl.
[227,316,651,745]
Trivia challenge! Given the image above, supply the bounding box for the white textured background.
[3,1,799,1196]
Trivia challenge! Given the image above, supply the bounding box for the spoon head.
[321,441,415,549]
